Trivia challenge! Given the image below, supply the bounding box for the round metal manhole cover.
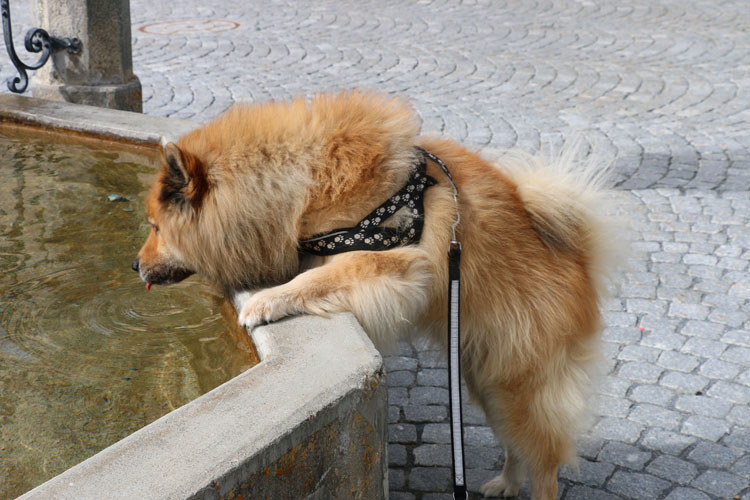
[139,19,240,35]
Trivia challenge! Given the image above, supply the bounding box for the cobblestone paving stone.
[1,1,749,498]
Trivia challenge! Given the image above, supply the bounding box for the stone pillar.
[30,0,142,112]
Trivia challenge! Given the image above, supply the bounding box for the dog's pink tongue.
[146,282,152,291]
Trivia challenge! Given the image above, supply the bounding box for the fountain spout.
[1,0,82,93]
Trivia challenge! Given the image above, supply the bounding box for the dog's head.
[133,142,205,288]
[133,130,304,291]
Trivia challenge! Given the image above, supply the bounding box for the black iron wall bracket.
[1,0,82,93]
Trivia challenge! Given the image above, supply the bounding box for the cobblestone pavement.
[2,1,749,499]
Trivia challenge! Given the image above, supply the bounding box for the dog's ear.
[160,142,209,208]
[163,142,189,187]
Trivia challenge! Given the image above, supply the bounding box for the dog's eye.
[151,223,160,234]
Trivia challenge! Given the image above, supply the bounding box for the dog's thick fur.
[135,91,619,499]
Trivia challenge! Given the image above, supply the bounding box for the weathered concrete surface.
[17,313,387,500]
[0,93,195,144]
[30,0,142,111]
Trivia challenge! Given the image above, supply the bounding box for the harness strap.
[299,151,436,255]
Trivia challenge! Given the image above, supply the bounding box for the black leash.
[449,240,466,499]
[298,147,466,497]
[417,148,467,500]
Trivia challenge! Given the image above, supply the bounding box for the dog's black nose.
[132,259,139,272]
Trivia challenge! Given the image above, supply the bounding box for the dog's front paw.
[237,288,300,331]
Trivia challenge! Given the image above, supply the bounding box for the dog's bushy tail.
[490,142,625,296]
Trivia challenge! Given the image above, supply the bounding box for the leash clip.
[417,146,461,244]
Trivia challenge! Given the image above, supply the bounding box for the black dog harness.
[299,150,437,255]
[299,147,468,500]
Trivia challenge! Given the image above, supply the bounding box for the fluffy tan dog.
[133,91,619,499]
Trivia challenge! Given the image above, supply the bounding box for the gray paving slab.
[1,1,748,499]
